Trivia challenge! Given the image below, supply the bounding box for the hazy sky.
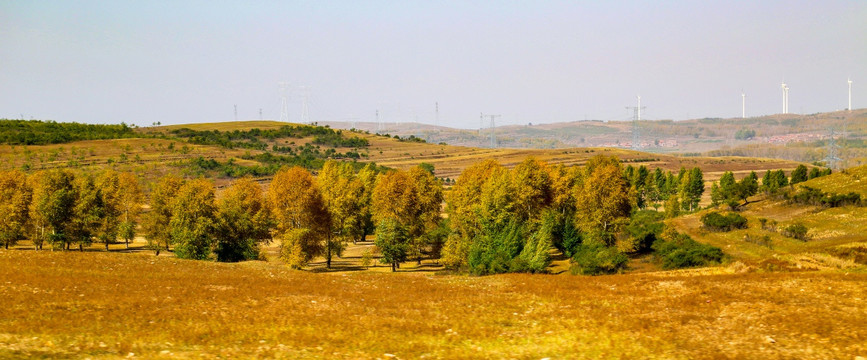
[1,1,865,128]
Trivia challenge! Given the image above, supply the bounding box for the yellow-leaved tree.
[169,178,216,260]
[269,166,330,269]
[574,155,633,244]
[317,160,363,268]
[94,170,122,251]
[142,175,185,254]
[441,159,502,269]
[0,170,31,249]
[215,176,274,262]
[30,170,77,250]
[117,172,142,248]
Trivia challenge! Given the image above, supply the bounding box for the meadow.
[1,250,865,359]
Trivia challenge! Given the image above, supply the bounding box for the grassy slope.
[1,250,865,359]
[670,165,867,271]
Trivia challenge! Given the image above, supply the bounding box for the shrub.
[570,243,628,275]
[700,211,748,232]
[782,223,808,241]
[653,230,724,269]
[744,234,773,249]
[624,210,665,253]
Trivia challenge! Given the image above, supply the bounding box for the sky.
[1,1,865,129]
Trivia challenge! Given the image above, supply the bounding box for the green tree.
[679,167,704,212]
[170,178,216,260]
[0,170,31,249]
[375,218,409,272]
[790,164,808,185]
[734,171,759,205]
[215,177,274,262]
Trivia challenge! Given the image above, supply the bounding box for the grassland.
[1,250,865,359]
[669,165,867,271]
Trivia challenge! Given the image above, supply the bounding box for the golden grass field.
[1,250,866,359]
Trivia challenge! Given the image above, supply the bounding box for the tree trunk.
[105,242,110,251]
[126,239,129,248]
[391,261,396,272]
[326,247,332,269]
[79,243,84,252]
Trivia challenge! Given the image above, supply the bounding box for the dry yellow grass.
[1,250,865,359]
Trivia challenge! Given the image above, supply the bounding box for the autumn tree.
[215,177,273,262]
[371,166,443,270]
[317,160,363,268]
[575,156,633,243]
[355,163,379,243]
[93,170,123,251]
[442,159,502,269]
[30,170,77,250]
[511,158,552,224]
[170,178,216,260]
[68,173,104,251]
[117,172,142,248]
[270,166,330,268]
[142,175,185,254]
[0,170,31,249]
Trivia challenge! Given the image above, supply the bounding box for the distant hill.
[323,108,867,166]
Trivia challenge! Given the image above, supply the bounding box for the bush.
[570,243,628,275]
[782,223,808,241]
[653,230,724,269]
[624,210,664,253]
[700,211,748,232]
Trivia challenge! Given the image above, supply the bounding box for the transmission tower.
[824,127,842,169]
[278,82,290,122]
[376,109,382,134]
[625,95,646,150]
[435,102,439,128]
[298,86,310,124]
[482,114,501,148]
[234,105,238,121]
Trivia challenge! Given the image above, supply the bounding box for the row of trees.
[0,169,141,250]
[710,164,831,209]
[3,156,714,274]
[0,119,136,145]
